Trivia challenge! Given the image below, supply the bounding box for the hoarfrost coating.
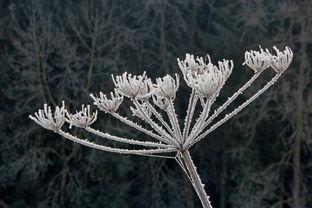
[30,46,293,208]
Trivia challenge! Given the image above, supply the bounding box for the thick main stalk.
[181,149,213,208]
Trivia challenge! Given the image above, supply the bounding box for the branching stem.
[202,72,261,130]
[191,73,281,146]
[182,89,197,143]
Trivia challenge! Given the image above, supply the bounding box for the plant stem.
[181,149,213,208]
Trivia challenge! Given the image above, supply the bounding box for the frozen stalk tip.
[30,46,293,208]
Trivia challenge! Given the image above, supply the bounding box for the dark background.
[0,0,311,207]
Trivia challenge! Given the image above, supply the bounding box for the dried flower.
[177,53,215,74]
[266,46,293,73]
[66,105,97,128]
[112,72,153,100]
[243,46,271,73]
[90,90,123,113]
[154,74,179,99]
[29,101,66,132]
[183,59,233,98]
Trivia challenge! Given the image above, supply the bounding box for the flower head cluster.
[243,47,271,73]
[90,90,123,113]
[112,72,153,100]
[29,102,66,132]
[66,105,97,128]
[153,74,179,100]
[182,58,233,98]
[177,53,215,74]
[266,46,293,73]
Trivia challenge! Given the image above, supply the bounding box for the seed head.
[154,74,179,100]
[66,105,97,128]
[177,53,215,74]
[90,90,123,113]
[112,72,153,100]
[29,101,66,132]
[266,46,293,73]
[183,59,233,98]
[243,46,271,73]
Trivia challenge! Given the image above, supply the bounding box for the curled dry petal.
[243,46,271,73]
[29,101,66,132]
[66,105,98,128]
[154,74,179,99]
[266,46,293,73]
[90,89,123,113]
[112,72,153,100]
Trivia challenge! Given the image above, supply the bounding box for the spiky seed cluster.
[29,102,66,132]
[90,90,123,113]
[266,46,293,73]
[183,59,233,98]
[112,72,153,100]
[153,74,179,100]
[66,105,97,128]
[243,47,271,73]
[177,53,215,74]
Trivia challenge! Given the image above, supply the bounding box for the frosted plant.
[29,46,293,208]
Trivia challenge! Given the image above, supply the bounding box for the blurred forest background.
[0,0,311,207]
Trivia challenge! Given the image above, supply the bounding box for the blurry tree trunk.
[292,23,308,208]
[159,0,168,73]
[190,0,196,50]
[220,149,227,208]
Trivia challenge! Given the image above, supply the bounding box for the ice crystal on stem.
[30,46,293,208]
